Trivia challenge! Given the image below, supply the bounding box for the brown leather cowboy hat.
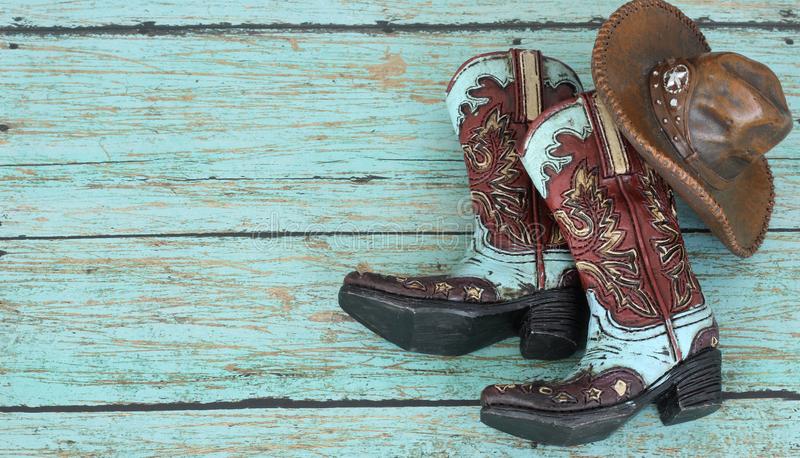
[592,0,793,257]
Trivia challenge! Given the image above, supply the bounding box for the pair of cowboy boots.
[339,49,720,445]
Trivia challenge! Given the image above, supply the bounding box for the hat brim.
[591,0,774,257]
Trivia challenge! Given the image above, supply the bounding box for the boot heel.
[657,348,722,426]
[518,288,587,360]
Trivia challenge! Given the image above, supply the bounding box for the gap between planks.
[0,19,799,36]
[2,390,798,413]
[2,227,800,242]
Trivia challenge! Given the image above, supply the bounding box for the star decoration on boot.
[584,387,603,403]
[464,285,484,302]
[612,379,629,398]
[433,282,453,296]
[663,65,689,94]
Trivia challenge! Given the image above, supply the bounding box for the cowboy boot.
[480,92,721,445]
[339,50,587,358]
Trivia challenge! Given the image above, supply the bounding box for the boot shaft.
[523,92,716,366]
[445,50,582,258]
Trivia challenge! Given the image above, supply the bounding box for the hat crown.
[686,53,792,182]
[592,0,784,256]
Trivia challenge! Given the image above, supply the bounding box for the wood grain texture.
[0,29,797,237]
[2,401,799,457]
[2,0,799,453]
[1,0,798,29]
[1,234,798,406]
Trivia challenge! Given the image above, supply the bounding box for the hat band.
[649,59,731,190]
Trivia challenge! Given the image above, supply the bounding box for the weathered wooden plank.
[1,233,797,406]
[1,401,798,456]
[0,29,797,236]
[2,160,799,238]
[1,0,798,28]
[1,158,799,237]
[0,2,796,455]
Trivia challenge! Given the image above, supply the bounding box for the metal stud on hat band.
[649,58,731,190]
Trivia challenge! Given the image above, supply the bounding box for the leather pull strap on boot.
[339,50,588,358]
[480,92,721,445]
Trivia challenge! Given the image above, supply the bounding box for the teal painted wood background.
[1,1,798,456]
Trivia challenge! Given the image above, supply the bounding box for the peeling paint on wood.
[1,401,799,456]
[0,1,798,454]
[0,30,797,237]
[0,234,798,406]
[1,1,799,29]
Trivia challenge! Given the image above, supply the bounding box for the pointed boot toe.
[480,370,645,445]
[339,272,562,356]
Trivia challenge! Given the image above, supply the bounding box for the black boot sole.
[338,285,586,358]
[480,348,722,445]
